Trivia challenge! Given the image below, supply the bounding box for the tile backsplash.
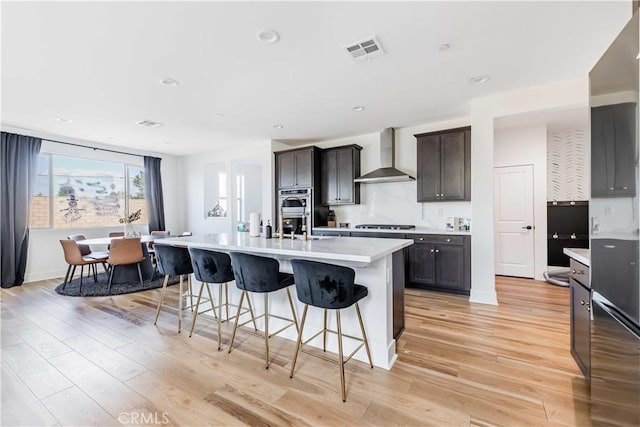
[329,181,471,229]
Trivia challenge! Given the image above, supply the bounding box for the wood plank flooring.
[1,276,591,426]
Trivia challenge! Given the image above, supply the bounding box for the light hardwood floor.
[1,276,589,426]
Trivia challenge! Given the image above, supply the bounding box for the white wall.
[471,77,589,304]
[179,139,273,235]
[494,124,548,280]
[0,126,183,283]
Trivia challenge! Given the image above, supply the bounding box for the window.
[29,153,146,229]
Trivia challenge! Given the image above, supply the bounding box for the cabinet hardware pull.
[435,249,440,253]
[446,238,451,242]
[430,249,434,253]
[419,237,424,241]
[587,307,591,312]
[570,233,576,239]
[552,233,558,239]
[580,300,585,305]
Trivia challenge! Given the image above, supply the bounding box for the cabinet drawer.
[411,234,465,245]
[570,259,590,287]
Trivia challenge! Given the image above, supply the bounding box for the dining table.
[79,235,157,284]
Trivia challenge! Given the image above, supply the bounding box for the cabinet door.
[440,131,466,201]
[295,149,313,188]
[321,150,338,204]
[277,151,296,189]
[570,279,591,379]
[407,242,436,285]
[336,148,355,204]
[434,244,466,289]
[417,136,441,202]
[591,103,637,197]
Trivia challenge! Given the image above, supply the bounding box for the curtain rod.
[6,131,144,158]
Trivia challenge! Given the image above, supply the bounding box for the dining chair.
[67,234,109,277]
[106,238,145,292]
[59,239,108,293]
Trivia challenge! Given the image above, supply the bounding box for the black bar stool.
[228,252,299,369]
[188,248,257,350]
[289,259,373,402]
[153,244,195,333]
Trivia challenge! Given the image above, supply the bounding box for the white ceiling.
[1,1,631,155]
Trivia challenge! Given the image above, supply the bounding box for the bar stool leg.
[154,275,169,325]
[228,291,246,353]
[217,283,224,350]
[336,309,346,402]
[355,302,373,368]
[323,309,328,352]
[205,283,217,320]
[245,293,258,331]
[189,275,194,312]
[289,304,308,379]
[225,283,230,320]
[178,275,184,333]
[285,288,299,333]
[264,293,270,369]
[189,282,206,337]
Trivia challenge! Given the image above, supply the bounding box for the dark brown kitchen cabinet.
[415,127,470,202]
[321,145,362,205]
[275,147,319,189]
[569,258,590,380]
[406,234,471,295]
[591,102,636,197]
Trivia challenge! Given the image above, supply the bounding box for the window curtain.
[1,132,42,288]
[144,156,166,232]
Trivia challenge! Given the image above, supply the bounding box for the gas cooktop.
[355,224,416,230]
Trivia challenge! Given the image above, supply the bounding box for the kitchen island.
[155,233,413,369]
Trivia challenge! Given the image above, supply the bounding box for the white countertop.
[313,226,471,236]
[155,233,413,267]
[563,248,590,267]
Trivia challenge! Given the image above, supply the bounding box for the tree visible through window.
[29,153,147,228]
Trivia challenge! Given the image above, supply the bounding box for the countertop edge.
[563,248,590,267]
[313,227,472,236]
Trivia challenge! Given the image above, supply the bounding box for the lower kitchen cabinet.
[569,259,591,380]
[406,234,471,295]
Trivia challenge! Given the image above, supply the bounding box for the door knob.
[522,225,533,230]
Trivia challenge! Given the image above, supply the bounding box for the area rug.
[55,271,181,297]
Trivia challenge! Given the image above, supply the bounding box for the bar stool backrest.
[189,248,235,284]
[229,252,281,293]
[154,244,193,276]
[291,259,356,309]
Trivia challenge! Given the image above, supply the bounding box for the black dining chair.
[227,252,299,369]
[289,259,373,402]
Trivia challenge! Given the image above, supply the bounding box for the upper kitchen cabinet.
[591,102,636,197]
[415,127,471,202]
[275,146,320,189]
[321,145,362,205]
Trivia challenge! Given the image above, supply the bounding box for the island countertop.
[154,233,413,267]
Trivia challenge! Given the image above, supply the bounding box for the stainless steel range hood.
[354,128,415,183]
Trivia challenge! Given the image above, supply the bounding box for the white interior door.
[494,165,535,278]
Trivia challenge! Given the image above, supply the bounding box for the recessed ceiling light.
[160,77,179,87]
[136,119,163,128]
[164,141,171,145]
[106,136,114,140]
[469,75,490,85]
[352,105,365,112]
[215,113,225,118]
[273,124,284,129]
[256,28,280,44]
[56,117,72,123]
[439,43,450,52]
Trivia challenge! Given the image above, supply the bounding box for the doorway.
[494,164,535,278]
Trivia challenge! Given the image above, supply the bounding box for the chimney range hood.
[354,128,415,183]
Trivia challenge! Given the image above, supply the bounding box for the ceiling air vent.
[344,36,385,63]
[136,120,163,128]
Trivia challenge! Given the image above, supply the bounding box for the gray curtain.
[1,132,42,288]
[144,156,166,232]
